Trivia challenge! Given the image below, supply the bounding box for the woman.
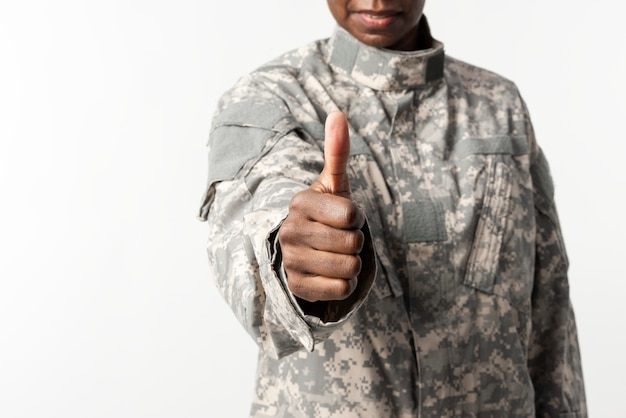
[199,1,587,416]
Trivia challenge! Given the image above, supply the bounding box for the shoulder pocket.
[198,102,298,220]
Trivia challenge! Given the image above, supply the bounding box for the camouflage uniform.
[198,21,587,418]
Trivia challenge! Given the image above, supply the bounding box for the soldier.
[198,0,587,416]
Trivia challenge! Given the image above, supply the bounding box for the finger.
[288,189,365,230]
[282,247,363,279]
[319,111,351,197]
[287,274,358,302]
[279,218,364,254]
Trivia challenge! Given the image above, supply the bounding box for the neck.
[414,16,434,50]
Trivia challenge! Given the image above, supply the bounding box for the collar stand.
[328,17,445,91]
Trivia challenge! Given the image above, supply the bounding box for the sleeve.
[526,116,587,416]
[197,82,376,359]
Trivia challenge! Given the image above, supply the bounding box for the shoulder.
[443,55,522,106]
[215,39,331,114]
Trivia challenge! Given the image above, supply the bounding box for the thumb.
[319,111,351,197]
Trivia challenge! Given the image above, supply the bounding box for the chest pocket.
[454,135,533,312]
[463,160,513,293]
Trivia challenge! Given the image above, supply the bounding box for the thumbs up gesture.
[278,112,366,302]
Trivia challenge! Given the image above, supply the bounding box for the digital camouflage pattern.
[198,21,586,418]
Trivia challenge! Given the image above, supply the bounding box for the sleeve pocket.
[198,125,273,220]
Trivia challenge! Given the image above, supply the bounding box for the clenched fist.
[279,111,366,303]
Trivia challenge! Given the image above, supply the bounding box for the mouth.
[354,10,402,30]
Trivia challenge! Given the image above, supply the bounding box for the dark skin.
[278,1,427,302]
[327,0,426,51]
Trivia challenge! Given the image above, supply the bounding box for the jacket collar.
[328,17,445,91]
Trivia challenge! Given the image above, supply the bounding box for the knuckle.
[355,229,365,252]
[279,218,311,247]
[342,203,358,225]
[281,250,297,270]
[332,277,357,300]
[288,192,313,219]
[344,255,362,277]
[289,192,304,211]
[341,202,363,228]
[278,220,296,244]
[281,246,305,272]
[344,230,365,253]
[287,275,308,298]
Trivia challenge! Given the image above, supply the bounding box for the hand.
[278,111,366,302]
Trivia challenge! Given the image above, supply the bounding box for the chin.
[356,33,396,48]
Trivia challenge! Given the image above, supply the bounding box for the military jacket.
[199,24,587,418]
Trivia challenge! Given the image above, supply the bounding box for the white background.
[1,1,624,417]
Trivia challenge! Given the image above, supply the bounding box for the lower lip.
[356,12,401,30]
